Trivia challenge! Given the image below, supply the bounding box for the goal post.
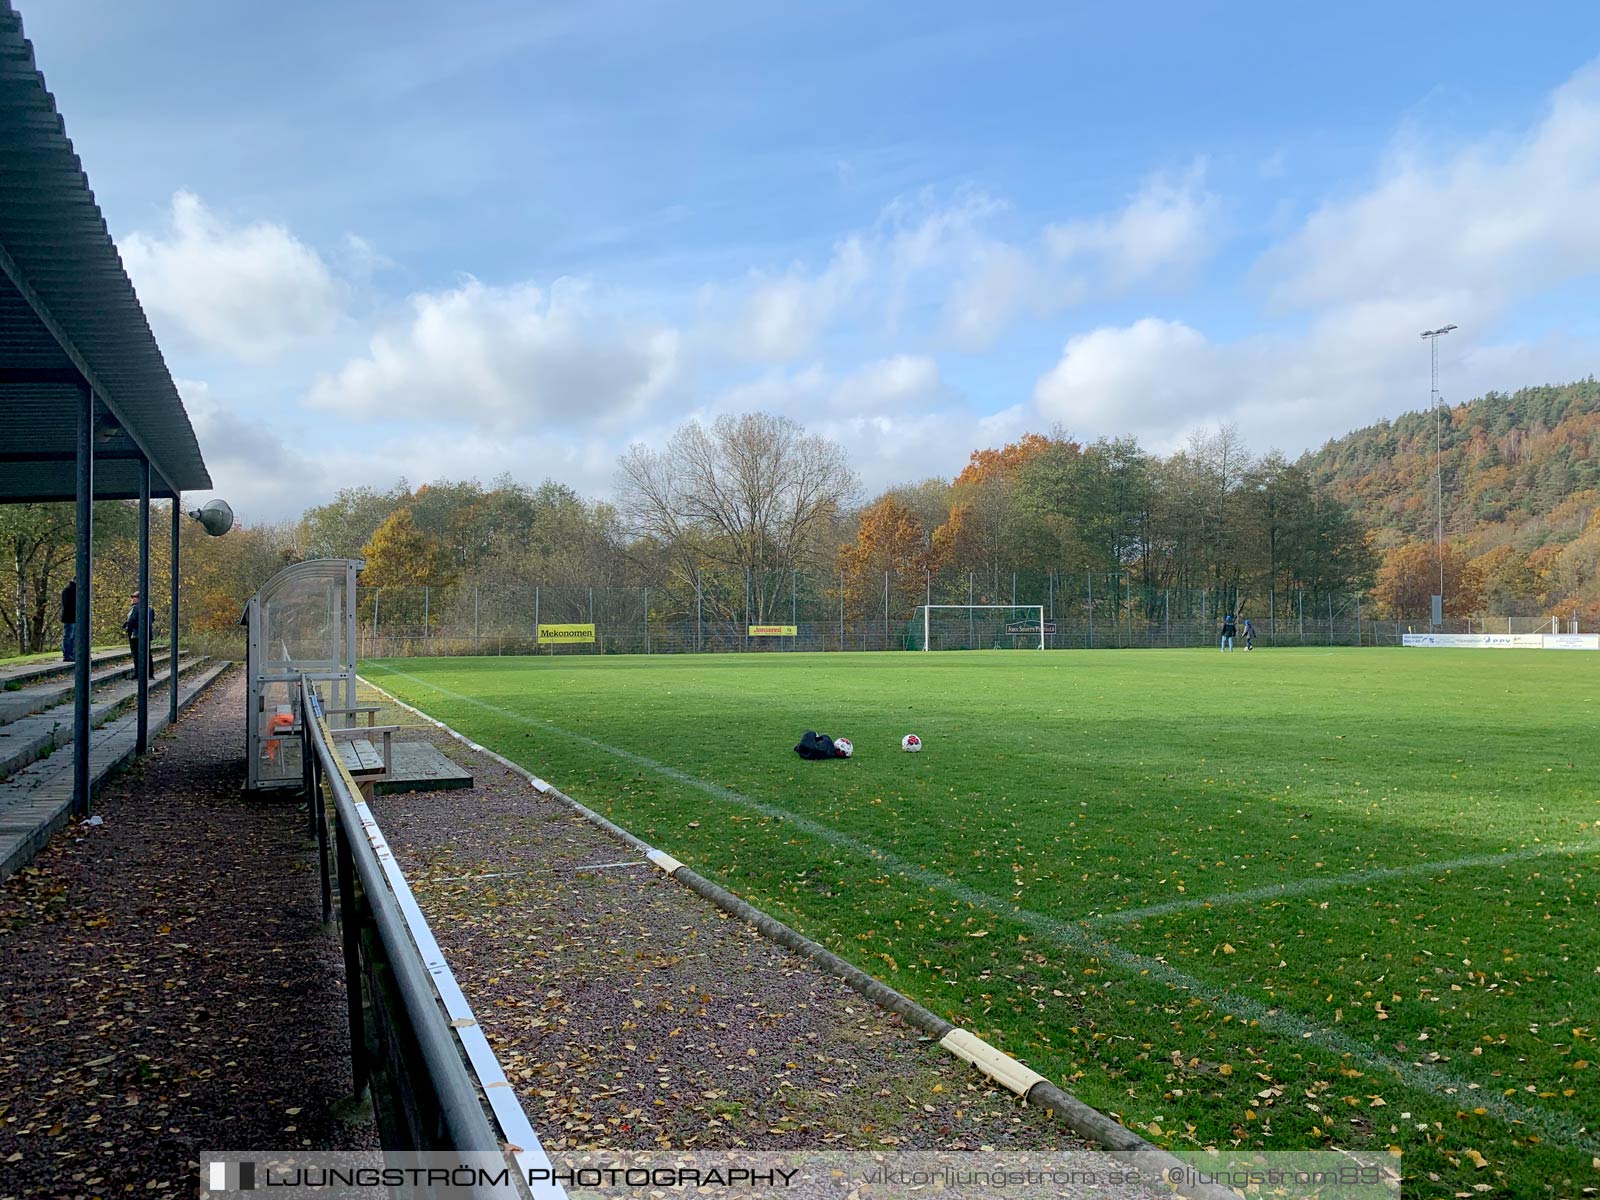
[915,604,1046,651]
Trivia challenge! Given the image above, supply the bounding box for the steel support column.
[169,492,180,725]
[135,458,150,753]
[72,387,94,817]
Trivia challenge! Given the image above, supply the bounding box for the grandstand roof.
[0,0,211,502]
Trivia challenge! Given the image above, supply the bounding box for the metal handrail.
[299,676,555,1199]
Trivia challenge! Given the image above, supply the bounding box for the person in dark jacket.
[1220,612,1237,652]
[60,578,77,661]
[122,593,156,673]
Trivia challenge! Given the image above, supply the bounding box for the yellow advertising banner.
[538,623,596,644]
[748,624,798,637]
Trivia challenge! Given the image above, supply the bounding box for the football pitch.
[365,648,1599,1194]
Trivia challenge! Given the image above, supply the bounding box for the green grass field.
[366,648,1600,1196]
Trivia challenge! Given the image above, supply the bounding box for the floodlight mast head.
[187,498,234,537]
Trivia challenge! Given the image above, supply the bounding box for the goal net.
[912,605,1046,651]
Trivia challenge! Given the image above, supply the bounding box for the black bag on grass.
[794,730,837,760]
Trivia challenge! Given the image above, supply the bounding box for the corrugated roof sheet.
[0,0,211,501]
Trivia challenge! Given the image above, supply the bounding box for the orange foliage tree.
[837,496,933,620]
[1372,541,1482,619]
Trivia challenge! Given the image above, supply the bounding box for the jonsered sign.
[748,625,798,637]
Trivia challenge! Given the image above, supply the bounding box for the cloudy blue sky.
[20,1,1600,521]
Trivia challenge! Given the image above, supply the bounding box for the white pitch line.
[364,662,1600,1154]
[1092,840,1600,925]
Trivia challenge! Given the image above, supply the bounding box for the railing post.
[473,585,480,653]
[423,586,430,655]
[335,809,368,1097]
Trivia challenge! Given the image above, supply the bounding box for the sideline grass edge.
[359,672,1250,1200]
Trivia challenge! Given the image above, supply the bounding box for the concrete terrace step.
[0,660,231,882]
[0,644,169,692]
[0,656,210,780]
[0,650,180,726]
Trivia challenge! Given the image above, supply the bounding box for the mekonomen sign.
[538,623,596,644]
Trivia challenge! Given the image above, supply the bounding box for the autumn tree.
[1372,542,1482,619]
[615,413,857,621]
[360,508,455,588]
[933,432,1064,594]
[838,495,932,620]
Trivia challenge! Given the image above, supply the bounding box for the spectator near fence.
[122,593,157,673]
[60,579,77,661]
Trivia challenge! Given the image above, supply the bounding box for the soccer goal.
[914,605,1046,651]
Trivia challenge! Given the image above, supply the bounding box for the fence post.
[838,571,844,650]
[791,570,797,652]
[967,573,974,649]
[1047,573,1054,649]
[373,587,381,658]
[695,571,703,653]
[1327,592,1333,645]
[644,585,650,655]
[1298,590,1304,642]
[1087,572,1094,649]
[1164,589,1170,646]
[1011,571,1017,608]
[473,585,480,653]
[744,569,751,652]
[883,570,889,650]
[534,585,540,654]
[424,585,430,656]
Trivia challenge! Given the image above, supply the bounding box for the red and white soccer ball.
[834,737,853,758]
[901,734,922,753]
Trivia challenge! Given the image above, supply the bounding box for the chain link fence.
[351,570,1452,656]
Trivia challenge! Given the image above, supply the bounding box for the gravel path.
[364,690,1092,1155]
[0,672,375,1200]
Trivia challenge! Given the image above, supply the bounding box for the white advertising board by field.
[1402,632,1597,650]
[1542,633,1600,650]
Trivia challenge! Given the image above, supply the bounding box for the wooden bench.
[330,724,399,800]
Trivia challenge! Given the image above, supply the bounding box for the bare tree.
[616,413,858,619]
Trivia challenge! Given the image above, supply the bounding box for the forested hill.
[1304,377,1600,554]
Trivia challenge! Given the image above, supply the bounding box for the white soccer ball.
[901,734,922,753]
[833,737,853,758]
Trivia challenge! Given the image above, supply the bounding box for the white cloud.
[1034,62,1600,457]
[737,238,868,359]
[1262,62,1600,314]
[1045,164,1218,290]
[728,178,1221,359]
[831,354,948,414]
[305,277,681,432]
[123,191,342,362]
[714,354,950,421]
[177,378,328,521]
[1034,318,1216,437]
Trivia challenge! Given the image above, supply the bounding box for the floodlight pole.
[1420,324,1457,621]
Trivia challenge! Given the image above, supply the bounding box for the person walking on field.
[1242,617,1256,651]
[1220,612,1237,652]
